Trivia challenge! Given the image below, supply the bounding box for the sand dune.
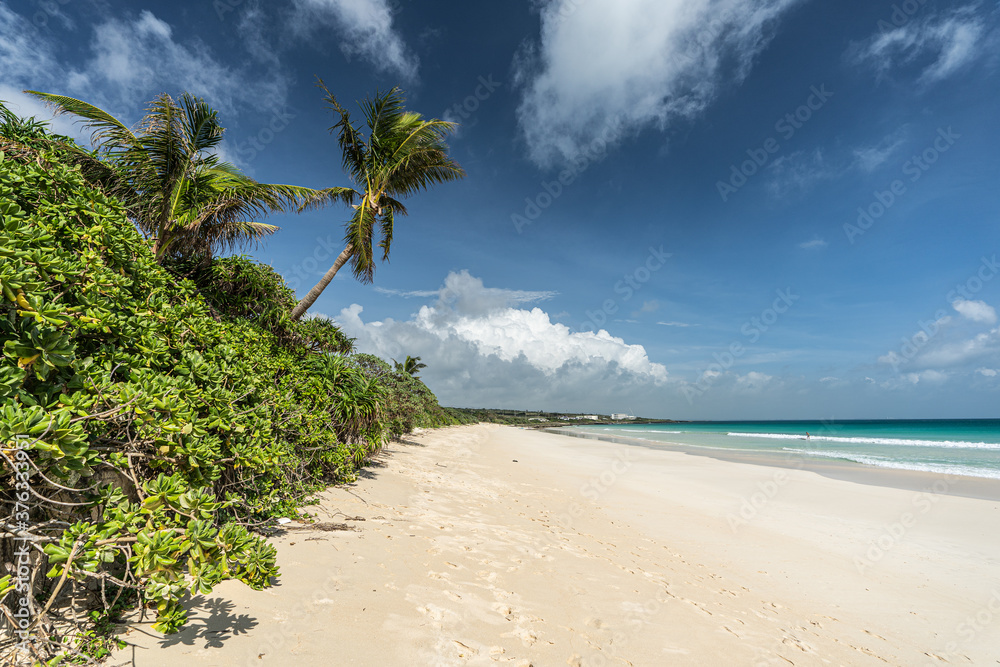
[111,424,1000,666]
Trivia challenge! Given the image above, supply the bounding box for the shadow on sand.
[156,596,259,649]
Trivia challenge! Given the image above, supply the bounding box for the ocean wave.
[781,448,1000,480]
[728,432,1000,450]
[616,429,681,433]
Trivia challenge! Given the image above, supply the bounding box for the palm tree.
[25,91,314,262]
[289,81,465,321]
[393,355,427,378]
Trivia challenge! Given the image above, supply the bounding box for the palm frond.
[344,204,378,284]
[299,186,360,212]
[179,93,224,155]
[316,78,367,185]
[377,207,394,262]
[24,91,140,157]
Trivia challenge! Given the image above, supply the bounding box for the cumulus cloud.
[953,298,997,324]
[977,367,998,377]
[514,0,800,167]
[337,271,669,409]
[917,328,1000,369]
[848,5,988,84]
[292,0,418,81]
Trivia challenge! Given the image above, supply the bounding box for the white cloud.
[76,12,287,114]
[953,299,997,324]
[798,237,827,249]
[337,271,669,409]
[0,7,288,134]
[849,6,988,84]
[852,130,907,172]
[977,367,998,377]
[514,0,800,167]
[918,327,1000,369]
[734,371,773,392]
[292,0,418,81]
[904,369,948,384]
[375,287,447,299]
[767,149,836,196]
[658,321,694,328]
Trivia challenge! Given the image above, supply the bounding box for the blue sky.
[2,0,999,419]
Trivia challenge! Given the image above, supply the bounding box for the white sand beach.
[111,424,1000,666]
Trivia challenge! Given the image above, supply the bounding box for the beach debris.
[281,522,356,532]
[276,517,292,525]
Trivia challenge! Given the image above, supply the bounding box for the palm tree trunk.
[290,244,353,321]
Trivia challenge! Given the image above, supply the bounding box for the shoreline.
[544,426,1000,501]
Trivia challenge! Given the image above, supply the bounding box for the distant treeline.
[446,408,671,427]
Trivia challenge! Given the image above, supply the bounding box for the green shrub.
[0,131,384,661]
[350,354,476,437]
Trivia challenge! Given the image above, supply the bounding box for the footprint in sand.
[508,626,538,646]
[452,640,478,658]
[782,636,815,653]
[493,603,514,619]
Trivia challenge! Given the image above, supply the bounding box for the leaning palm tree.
[289,81,465,321]
[25,91,314,262]
[393,355,427,378]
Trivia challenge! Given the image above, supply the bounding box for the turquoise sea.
[569,420,1000,480]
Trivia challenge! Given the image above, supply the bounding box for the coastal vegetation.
[445,409,665,426]
[0,94,465,663]
[393,355,427,377]
[24,91,314,263]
